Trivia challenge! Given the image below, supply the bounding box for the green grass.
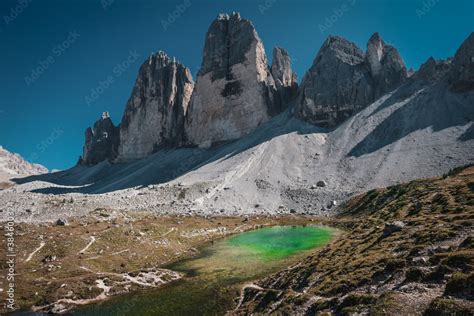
[227,226,334,260]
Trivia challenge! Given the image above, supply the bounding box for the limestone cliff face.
[447,32,474,92]
[366,33,407,97]
[80,112,119,165]
[271,47,298,107]
[185,13,280,147]
[117,51,194,161]
[296,33,407,127]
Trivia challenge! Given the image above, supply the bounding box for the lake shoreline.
[73,225,337,315]
[5,214,337,315]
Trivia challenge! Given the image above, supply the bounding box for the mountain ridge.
[78,13,472,169]
[0,146,48,188]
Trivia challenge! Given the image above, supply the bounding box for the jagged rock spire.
[80,112,119,165]
[185,12,280,147]
[366,32,407,97]
[271,47,298,107]
[117,51,194,161]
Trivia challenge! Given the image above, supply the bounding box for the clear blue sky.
[0,0,472,170]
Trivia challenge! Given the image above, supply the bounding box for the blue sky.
[0,0,472,170]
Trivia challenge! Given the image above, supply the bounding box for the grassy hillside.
[236,166,474,315]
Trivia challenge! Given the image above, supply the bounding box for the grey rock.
[185,12,280,146]
[80,112,119,165]
[296,33,407,127]
[56,218,67,226]
[447,32,474,92]
[295,36,373,127]
[118,51,194,161]
[382,221,405,237]
[271,47,298,108]
[316,180,326,187]
[326,200,337,209]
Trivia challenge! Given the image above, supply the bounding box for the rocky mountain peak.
[217,12,241,21]
[448,32,474,92]
[417,56,451,83]
[0,146,48,182]
[101,111,111,120]
[271,47,298,106]
[296,33,407,127]
[271,47,297,87]
[198,12,258,80]
[317,35,365,65]
[295,35,372,127]
[80,112,120,165]
[117,50,194,161]
[185,12,280,147]
[366,32,385,75]
[366,32,407,96]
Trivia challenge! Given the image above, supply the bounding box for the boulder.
[56,218,67,226]
[382,221,405,237]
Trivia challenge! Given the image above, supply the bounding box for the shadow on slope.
[13,111,322,194]
[348,82,474,157]
[459,122,474,141]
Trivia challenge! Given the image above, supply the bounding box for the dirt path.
[24,241,45,262]
[79,236,96,254]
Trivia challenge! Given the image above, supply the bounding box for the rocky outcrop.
[417,57,451,83]
[271,47,298,107]
[185,12,280,147]
[80,112,119,165]
[296,33,407,127]
[117,51,194,161]
[366,33,407,97]
[295,36,373,127]
[447,32,474,92]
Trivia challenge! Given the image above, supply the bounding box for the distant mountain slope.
[0,146,48,188]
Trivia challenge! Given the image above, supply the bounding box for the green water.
[73,226,334,316]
